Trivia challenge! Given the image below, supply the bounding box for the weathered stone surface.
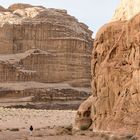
[90,12,140,136]
[112,0,140,21]
[76,2,140,137]
[0,82,90,102]
[74,96,93,130]
[8,3,46,12]
[8,3,33,11]
[0,3,93,98]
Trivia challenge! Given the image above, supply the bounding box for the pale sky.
[1,0,120,35]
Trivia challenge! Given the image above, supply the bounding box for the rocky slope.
[75,1,140,137]
[112,0,140,21]
[0,3,93,101]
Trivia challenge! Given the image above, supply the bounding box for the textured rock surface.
[76,2,140,137]
[0,3,93,100]
[74,96,93,130]
[0,82,90,102]
[112,0,140,21]
[90,12,140,136]
[8,3,34,11]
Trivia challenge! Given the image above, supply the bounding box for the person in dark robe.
[29,125,33,136]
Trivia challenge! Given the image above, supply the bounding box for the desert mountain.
[0,3,93,101]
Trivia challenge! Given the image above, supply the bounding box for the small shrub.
[36,134,43,137]
[10,128,19,131]
[80,125,89,130]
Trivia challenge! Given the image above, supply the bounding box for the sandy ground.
[0,107,91,140]
[0,107,76,130]
[0,107,138,140]
[0,107,76,140]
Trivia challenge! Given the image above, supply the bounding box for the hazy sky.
[1,0,120,35]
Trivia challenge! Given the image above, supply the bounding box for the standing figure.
[29,125,33,136]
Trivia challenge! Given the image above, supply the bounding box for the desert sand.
[0,107,137,140]
[0,107,76,129]
[0,107,77,140]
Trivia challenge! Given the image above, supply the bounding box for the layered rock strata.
[0,3,93,100]
[0,82,90,101]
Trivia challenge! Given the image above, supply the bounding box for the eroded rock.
[0,3,93,100]
[74,96,94,130]
[76,1,140,137]
[112,0,140,21]
[91,10,140,136]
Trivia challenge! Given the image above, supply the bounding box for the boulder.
[74,96,94,130]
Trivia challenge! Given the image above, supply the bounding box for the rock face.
[91,11,140,136]
[112,0,140,21]
[76,2,140,137]
[0,3,93,100]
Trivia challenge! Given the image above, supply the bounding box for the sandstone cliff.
[0,3,93,101]
[90,18,139,134]
[76,3,140,138]
[112,0,140,21]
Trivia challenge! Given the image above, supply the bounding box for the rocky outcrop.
[76,3,140,137]
[8,3,34,11]
[74,96,93,130]
[0,3,93,100]
[112,0,140,21]
[90,11,140,136]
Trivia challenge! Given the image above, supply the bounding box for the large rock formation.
[75,1,140,137]
[0,3,93,101]
[112,0,140,21]
[91,14,140,136]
